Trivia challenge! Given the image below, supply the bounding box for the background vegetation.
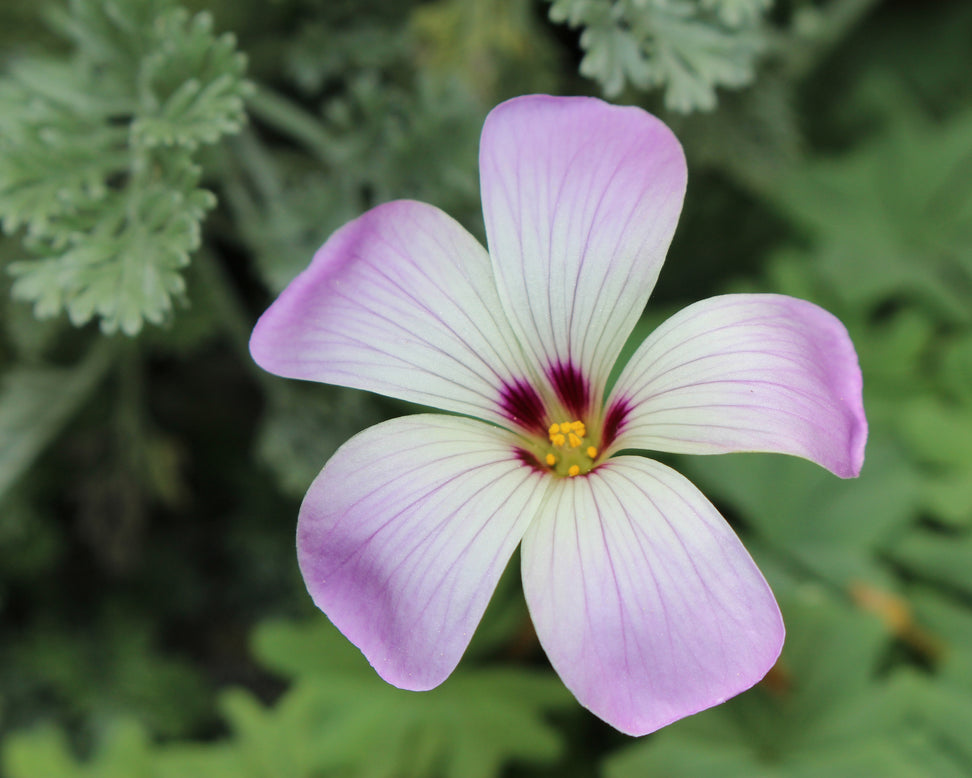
[2,0,971,775]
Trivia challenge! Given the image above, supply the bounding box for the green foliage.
[3,610,213,742]
[754,93,972,597]
[545,0,769,111]
[605,588,972,778]
[771,98,972,324]
[236,74,484,296]
[887,531,972,597]
[0,0,252,335]
[243,620,571,778]
[3,721,157,778]
[411,0,557,98]
[0,490,63,581]
[254,383,388,498]
[683,435,920,586]
[2,619,571,778]
[0,341,112,501]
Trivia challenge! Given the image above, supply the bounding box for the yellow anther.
[543,419,597,477]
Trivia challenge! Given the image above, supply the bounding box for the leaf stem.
[246,85,337,167]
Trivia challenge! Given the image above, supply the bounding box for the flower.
[249,94,867,736]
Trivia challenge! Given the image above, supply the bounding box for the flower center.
[544,420,598,477]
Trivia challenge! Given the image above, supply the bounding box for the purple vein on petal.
[385,461,542,625]
[499,378,548,434]
[516,449,543,471]
[547,359,590,419]
[602,396,632,450]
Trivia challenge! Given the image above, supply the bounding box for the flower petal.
[479,95,687,406]
[250,200,533,425]
[297,414,548,690]
[607,294,867,478]
[520,456,783,736]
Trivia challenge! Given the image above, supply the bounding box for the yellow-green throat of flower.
[543,420,599,477]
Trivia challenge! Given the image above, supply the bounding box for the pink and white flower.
[249,95,867,736]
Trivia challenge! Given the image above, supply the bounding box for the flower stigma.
[544,420,599,477]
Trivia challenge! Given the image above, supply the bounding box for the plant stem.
[246,85,336,166]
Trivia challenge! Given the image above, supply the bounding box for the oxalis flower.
[250,95,867,736]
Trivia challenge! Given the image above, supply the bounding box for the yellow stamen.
[541,419,598,478]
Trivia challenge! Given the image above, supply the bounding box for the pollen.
[540,418,600,478]
[549,420,587,449]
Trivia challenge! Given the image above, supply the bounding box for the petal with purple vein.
[608,294,867,477]
[521,456,783,736]
[479,95,686,406]
[250,199,534,425]
[298,414,549,690]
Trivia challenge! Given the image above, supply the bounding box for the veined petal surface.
[479,95,686,405]
[608,294,867,477]
[297,414,548,690]
[250,200,532,425]
[520,456,783,736]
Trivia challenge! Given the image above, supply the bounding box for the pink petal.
[520,456,783,736]
[479,95,687,406]
[250,200,534,425]
[607,294,867,478]
[297,414,547,690]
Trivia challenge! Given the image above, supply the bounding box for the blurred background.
[1,0,971,775]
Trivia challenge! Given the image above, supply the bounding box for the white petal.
[521,456,783,736]
[250,200,536,426]
[607,294,867,477]
[297,414,549,690]
[480,95,686,409]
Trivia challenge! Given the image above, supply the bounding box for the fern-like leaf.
[546,0,770,112]
[0,0,252,335]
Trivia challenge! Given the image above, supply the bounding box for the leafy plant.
[1,619,572,778]
[0,0,252,335]
[544,0,770,111]
[605,587,972,778]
